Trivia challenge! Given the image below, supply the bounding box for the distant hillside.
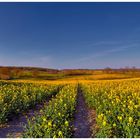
[0,66,140,80]
[0,66,59,73]
[0,66,59,80]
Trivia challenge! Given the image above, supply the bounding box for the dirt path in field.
[0,93,56,138]
[73,86,96,138]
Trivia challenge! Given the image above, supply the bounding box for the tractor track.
[73,85,96,138]
[0,90,59,138]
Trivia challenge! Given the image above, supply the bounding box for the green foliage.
[23,84,77,138]
[81,79,140,138]
[0,81,59,123]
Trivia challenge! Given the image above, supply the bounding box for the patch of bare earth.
[73,86,96,138]
[88,108,97,137]
[0,96,53,138]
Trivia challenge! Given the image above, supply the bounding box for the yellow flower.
[117,116,122,121]
[58,131,63,137]
[48,121,52,127]
[113,123,116,127]
[43,117,46,122]
[65,121,69,126]
[129,117,133,123]
[98,113,104,120]
[123,104,126,108]
[135,105,138,109]
[103,120,106,126]
[53,124,56,127]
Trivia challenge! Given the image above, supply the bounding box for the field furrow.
[73,85,96,138]
[0,82,61,124]
[22,84,77,138]
[0,82,64,137]
[0,94,56,138]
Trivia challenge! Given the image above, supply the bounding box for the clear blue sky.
[0,2,140,69]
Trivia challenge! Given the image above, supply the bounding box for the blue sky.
[0,2,140,69]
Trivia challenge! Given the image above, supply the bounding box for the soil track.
[73,86,96,138]
[0,93,57,138]
[0,85,96,138]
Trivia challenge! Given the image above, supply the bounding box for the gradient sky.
[0,2,140,69]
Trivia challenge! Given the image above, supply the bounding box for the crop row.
[23,84,77,138]
[0,81,61,124]
[81,79,140,138]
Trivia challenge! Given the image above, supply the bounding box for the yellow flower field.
[1,78,140,138]
[81,78,140,137]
